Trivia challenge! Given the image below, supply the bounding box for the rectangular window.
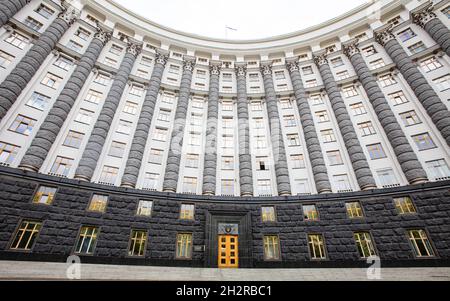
[354,232,376,258]
[330,57,344,67]
[315,110,329,122]
[54,56,73,71]
[291,154,305,169]
[9,115,36,136]
[346,202,363,218]
[280,99,292,109]
[141,56,153,67]
[263,235,280,260]
[136,200,153,216]
[361,45,377,57]
[287,134,301,146]
[94,73,110,86]
[75,226,99,254]
[412,133,436,150]
[109,141,126,158]
[358,121,376,136]
[420,56,443,72]
[408,230,434,257]
[400,110,421,126]
[222,101,233,111]
[143,173,159,190]
[27,92,50,110]
[169,64,180,74]
[274,71,285,80]
[128,230,147,257]
[389,91,408,105]
[176,233,193,259]
[149,148,164,164]
[408,42,427,54]
[67,40,83,52]
[157,109,171,122]
[296,179,310,194]
[222,156,234,170]
[186,153,199,168]
[305,79,317,88]
[321,129,336,143]
[257,179,272,196]
[342,86,359,97]
[302,66,314,75]
[136,69,149,78]
[442,5,450,18]
[327,150,343,166]
[192,98,204,109]
[85,89,102,104]
[109,44,123,55]
[221,179,234,195]
[183,177,197,194]
[32,186,57,205]
[303,205,319,221]
[251,101,263,111]
[377,168,399,187]
[0,50,14,68]
[397,28,416,42]
[351,102,366,116]
[98,166,118,185]
[256,157,268,171]
[367,143,386,160]
[5,32,29,49]
[369,59,385,70]
[433,74,450,92]
[180,204,195,220]
[24,17,43,31]
[104,57,117,67]
[75,27,91,40]
[261,206,276,222]
[88,194,108,213]
[222,135,233,148]
[123,101,139,115]
[75,109,94,125]
[189,132,201,146]
[130,85,144,97]
[153,128,168,142]
[283,115,296,127]
[41,72,63,89]
[35,4,55,18]
[426,159,450,180]
[336,70,350,80]
[10,221,42,250]
[0,141,20,165]
[253,118,264,129]
[334,174,352,192]
[394,196,416,214]
[50,156,73,177]
[378,73,397,87]
[308,234,326,260]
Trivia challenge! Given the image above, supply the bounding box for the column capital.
[412,2,437,28]
[58,6,79,26]
[260,62,273,76]
[235,63,247,77]
[374,27,395,46]
[155,50,169,66]
[209,61,222,75]
[343,42,361,59]
[183,56,196,71]
[126,42,142,57]
[285,58,300,73]
[94,26,112,45]
[313,53,328,67]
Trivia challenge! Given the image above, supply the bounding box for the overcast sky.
[113,0,369,40]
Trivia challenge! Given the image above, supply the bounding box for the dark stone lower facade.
[0,166,449,269]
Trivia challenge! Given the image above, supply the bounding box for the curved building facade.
[0,0,449,268]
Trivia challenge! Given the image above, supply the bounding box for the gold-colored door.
[218,235,239,268]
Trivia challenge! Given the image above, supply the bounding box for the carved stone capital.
[285,60,299,73]
[313,53,328,67]
[183,58,196,72]
[155,51,169,66]
[412,2,437,28]
[58,6,79,26]
[94,27,112,45]
[260,63,272,76]
[209,63,222,75]
[343,42,360,58]
[375,27,396,46]
[235,64,247,77]
[126,42,142,57]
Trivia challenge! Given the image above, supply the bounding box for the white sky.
[113,0,370,40]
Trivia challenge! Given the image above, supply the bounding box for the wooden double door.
[218,235,238,268]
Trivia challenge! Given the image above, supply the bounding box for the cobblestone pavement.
[0,261,449,281]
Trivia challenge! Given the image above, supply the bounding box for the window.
[261,207,276,222]
[377,168,399,187]
[189,132,201,146]
[0,50,14,68]
[158,109,171,122]
[303,205,319,221]
[222,135,233,148]
[253,118,264,129]
[0,142,20,165]
[41,73,62,89]
[180,204,195,220]
[305,79,317,88]
[378,73,397,87]
[27,92,50,110]
[426,159,450,180]
[287,134,301,146]
[263,236,281,260]
[24,17,43,31]
[176,233,193,259]
[141,56,153,67]
[342,86,358,97]
[334,174,352,192]
[136,200,153,216]
[249,73,259,82]
[315,110,329,122]
[278,99,292,110]
[86,15,99,26]
[32,186,57,205]
[442,5,450,18]
[104,57,117,67]
[109,44,123,55]
[388,91,408,105]
[109,141,126,158]
[358,121,376,136]
[387,16,401,27]
[221,179,234,195]
[123,101,139,115]
[298,54,309,62]
[308,234,326,260]
[433,74,450,92]
[75,226,99,254]
[256,157,268,171]
[302,66,314,75]
[136,69,149,78]
[283,115,296,127]
[85,90,102,104]
[10,221,42,250]
[346,202,363,218]
[143,173,159,190]
[222,101,233,111]
[350,102,366,116]
[192,98,204,109]
[330,57,344,67]
[130,85,144,97]
[257,179,272,195]
[149,148,163,164]
[35,4,54,18]
[354,232,377,258]
[327,150,343,166]
[291,154,305,169]
[94,73,110,86]
[126,230,148,257]
[62,131,84,149]
[412,133,436,150]
[168,64,180,74]
[408,230,434,257]
[88,195,108,213]
[153,128,168,142]
[367,143,386,160]
[296,179,310,194]
[75,109,94,125]
[68,40,83,52]
[98,166,119,185]
[54,56,73,71]
[191,114,203,126]
[222,156,234,170]
[186,153,199,168]
[183,177,197,194]
[50,156,73,177]
[5,32,29,49]
[222,73,232,82]
[9,115,36,136]
[196,70,206,79]
[75,27,91,40]
[251,101,263,111]
[400,110,421,126]
[397,28,416,42]
[369,59,385,70]
[274,71,285,80]
[321,129,336,143]
[361,45,377,57]
[394,196,416,214]
[408,42,426,54]
[420,56,442,72]
[336,70,350,80]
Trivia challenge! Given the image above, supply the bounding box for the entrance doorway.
[218,235,238,268]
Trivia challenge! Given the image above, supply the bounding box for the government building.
[0,0,449,270]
